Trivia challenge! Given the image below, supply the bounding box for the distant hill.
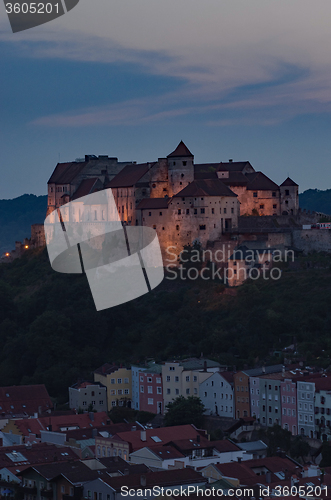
[0,194,47,254]
[299,189,331,216]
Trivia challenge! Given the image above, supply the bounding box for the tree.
[290,436,310,462]
[164,396,205,428]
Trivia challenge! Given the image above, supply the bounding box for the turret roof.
[167,141,193,158]
[280,177,298,187]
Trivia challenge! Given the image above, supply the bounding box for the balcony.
[41,487,54,498]
[18,485,38,495]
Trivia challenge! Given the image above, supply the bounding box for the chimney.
[140,430,147,442]
[237,457,242,463]
[282,366,286,375]
[92,429,98,438]
[131,426,137,432]
[140,475,147,487]
[262,366,266,374]
[89,412,94,422]
[229,159,233,163]
[203,361,207,372]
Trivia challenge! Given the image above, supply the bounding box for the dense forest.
[299,188,331,215]
[0,194,47,254]
[0,248,331,404]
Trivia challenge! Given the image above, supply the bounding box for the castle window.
[200,208,205,214]
[231,208,234,213]
[285,190,290,196]
[273,204,277,209]
[194,209,197,214]
[212,208,214,214]
[159,212,162,216]
[272,191,276,197]
[182,198,185,201]
[253,192,257,198]
[122,206,124,213]
[182,162,187,166]
[199,225,206,230]
[260,205,264,209]
[130,203,132,209]
[178,209,181,215]
[152,184,156,188]
[162,227,165,230]
[176,225,179,231]
[181,172,185,176]
[201,197,204,200]
[149,212,152,216]
[186,209,189,214]
[173,162,176,166]
[180,182,182,185]
[234,270,237,275]
[94,211,97,220]
[224,208,227,213]
[153,225,156,229]
[163,188,167,192]
[285,200,288,205]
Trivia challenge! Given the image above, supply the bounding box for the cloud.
[3,0,331,126]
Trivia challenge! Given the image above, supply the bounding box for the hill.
[0,194,47,255]
[299,189,331,216]
[0,248,331,403]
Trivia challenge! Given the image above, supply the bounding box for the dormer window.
[182,162,187,166]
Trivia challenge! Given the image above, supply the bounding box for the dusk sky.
[1,0,331,199]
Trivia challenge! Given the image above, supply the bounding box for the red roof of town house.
[102,468,205,491]
[167,141,193,158]
[0,385,53,417]
[212,440,241,453]
[114,424,206,453]
[6,412,109,438]
[0,443,79,474]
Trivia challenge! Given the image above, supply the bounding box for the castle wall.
[292,229,331,254]
[229,186,281,216]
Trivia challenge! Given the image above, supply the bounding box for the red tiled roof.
[281,177,298,187]
[245,172,279,191]
[167,141,193,158]
[107,163,152,188]
[218,371,235,384]
[141,445,185,460]
[71,178,100,200]
[0,385,52,416]
[173,179,237,198]
[8,412,109,437]
[136,198,170,210]
[313,376,331,392]
[0,443,79,471]
[115,424,206,453]
[212,440,240,453]
[222,172,249,186]
[48,162,87,184]
[102,468,204,491]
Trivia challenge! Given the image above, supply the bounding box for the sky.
[1,0,331,199]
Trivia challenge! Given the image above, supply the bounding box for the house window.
[272,191,276,197]
[231,208,234,213]
[175,389,179,394]
[273,204,277,209]
[111,401,116,407]
[200,208,205,214]
[156,378,161,383]
[178,209,181,215]
[166,376,170,382]
[175,376,179,382]
[199,225,206,230]
[176,225,180,231]
[157,387,162,394]
[111,379,115,384]
[124,378,129,384]
[224,208,227,213]
[260,205,264,209]
[148,386,153,393]
[186,389,190,395]
[211,208,214,214]
[99,400,104,405]
[193,376,197,382]
[148,398,154,405]
[117,378,122,384]
[167,389,171,394]
[140,386,144,393]
[186,376,190,382]
[124,389,129,394]
[147,377,152,382]
[194,209,197,214]
[253,192,257,197]
[83,401,87,406]
[186,208,190,214]
[159,212,162,216]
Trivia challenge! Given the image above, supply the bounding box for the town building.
[69,381,107,413]
[94,363,131,410]
[131,363,163,414]
[314,376,331,440]
[162,358,221,409]
[200,372,234,418]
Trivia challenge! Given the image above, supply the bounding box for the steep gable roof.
[245,172,279,191]
[48,162,88,184]
[107,163,153,188]
[71,178,101,201]
[173,179,237,198]
[167,141,193,158]
[218,161,254,172]
[281,177,298,187]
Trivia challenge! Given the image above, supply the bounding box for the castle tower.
[167,141,194,197]
[280,177,299,215]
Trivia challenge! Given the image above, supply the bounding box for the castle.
[46,141,299,261]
